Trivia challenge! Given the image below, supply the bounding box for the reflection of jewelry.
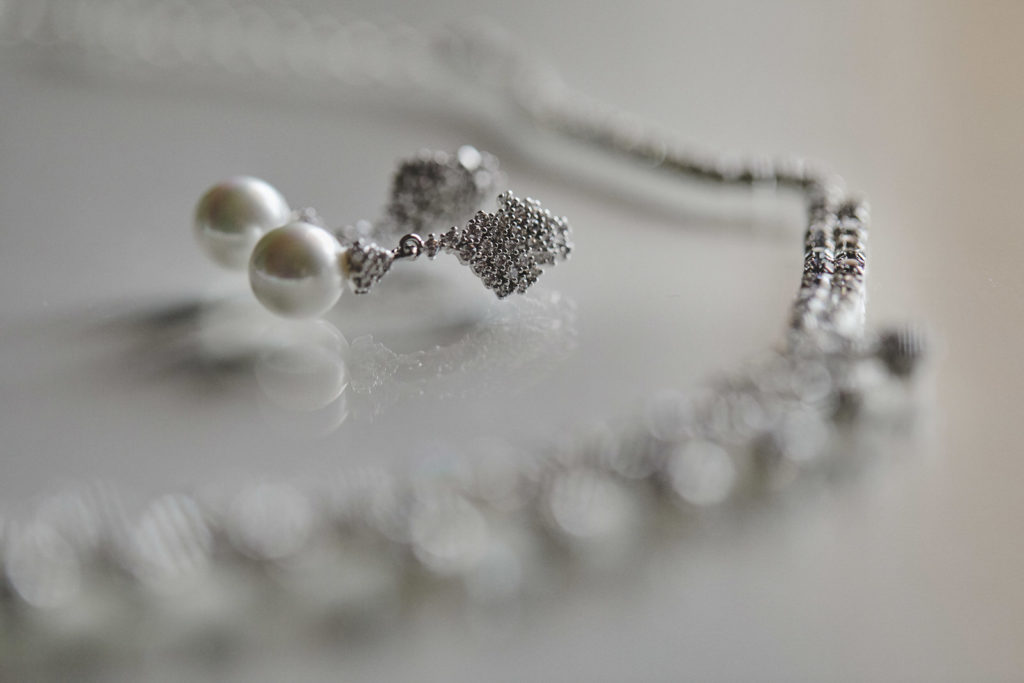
[0,0,928,667]
[250,290,577,429]
[194,147,572,318]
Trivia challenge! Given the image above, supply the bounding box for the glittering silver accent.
[338,167,571,298]
[323,146,567,298]
[343,240,395,294]
[431,192,572,298]
[386,146,502,234]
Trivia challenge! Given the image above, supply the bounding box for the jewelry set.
[0,0,926,666]
[193,146,570,318]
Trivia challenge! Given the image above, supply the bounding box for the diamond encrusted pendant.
[424,192,572,298]
[339,149,571,300]
[343,191,572,298]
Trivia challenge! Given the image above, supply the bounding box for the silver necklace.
[0,0,925,664]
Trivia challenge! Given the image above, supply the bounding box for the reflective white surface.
[1,1,1022,680]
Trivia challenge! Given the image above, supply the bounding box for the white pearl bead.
[249,221,345,319]
[194,176,291,270]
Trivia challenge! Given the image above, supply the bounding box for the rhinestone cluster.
[328,146,570,298]
[337,155,571,299]
[386,146,501,234]
[425,192,573,298]
[343,240,395,294]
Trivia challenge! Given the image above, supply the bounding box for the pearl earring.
[193,147,573,319]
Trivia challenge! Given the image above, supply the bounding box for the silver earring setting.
[193,146,572,318]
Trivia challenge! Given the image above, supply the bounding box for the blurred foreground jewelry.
[0,0,928,668]
[194,146,572,318]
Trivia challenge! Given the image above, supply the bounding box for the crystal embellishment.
[343,240,394,294]
[386,146,501,234]
[432,192,572,298]
[333,150,570,298]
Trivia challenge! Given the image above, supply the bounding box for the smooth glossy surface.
[254,320,349,411]
[194,176,291,270]
[249,221,345,318]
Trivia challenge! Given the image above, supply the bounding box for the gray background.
[1,1,1022,680]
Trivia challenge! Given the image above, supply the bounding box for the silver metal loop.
[395,233,424,260]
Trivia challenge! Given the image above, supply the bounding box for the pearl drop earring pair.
[193,147,573,319]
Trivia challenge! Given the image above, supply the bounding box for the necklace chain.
[0,0,923,660]
[0,0,863,340]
